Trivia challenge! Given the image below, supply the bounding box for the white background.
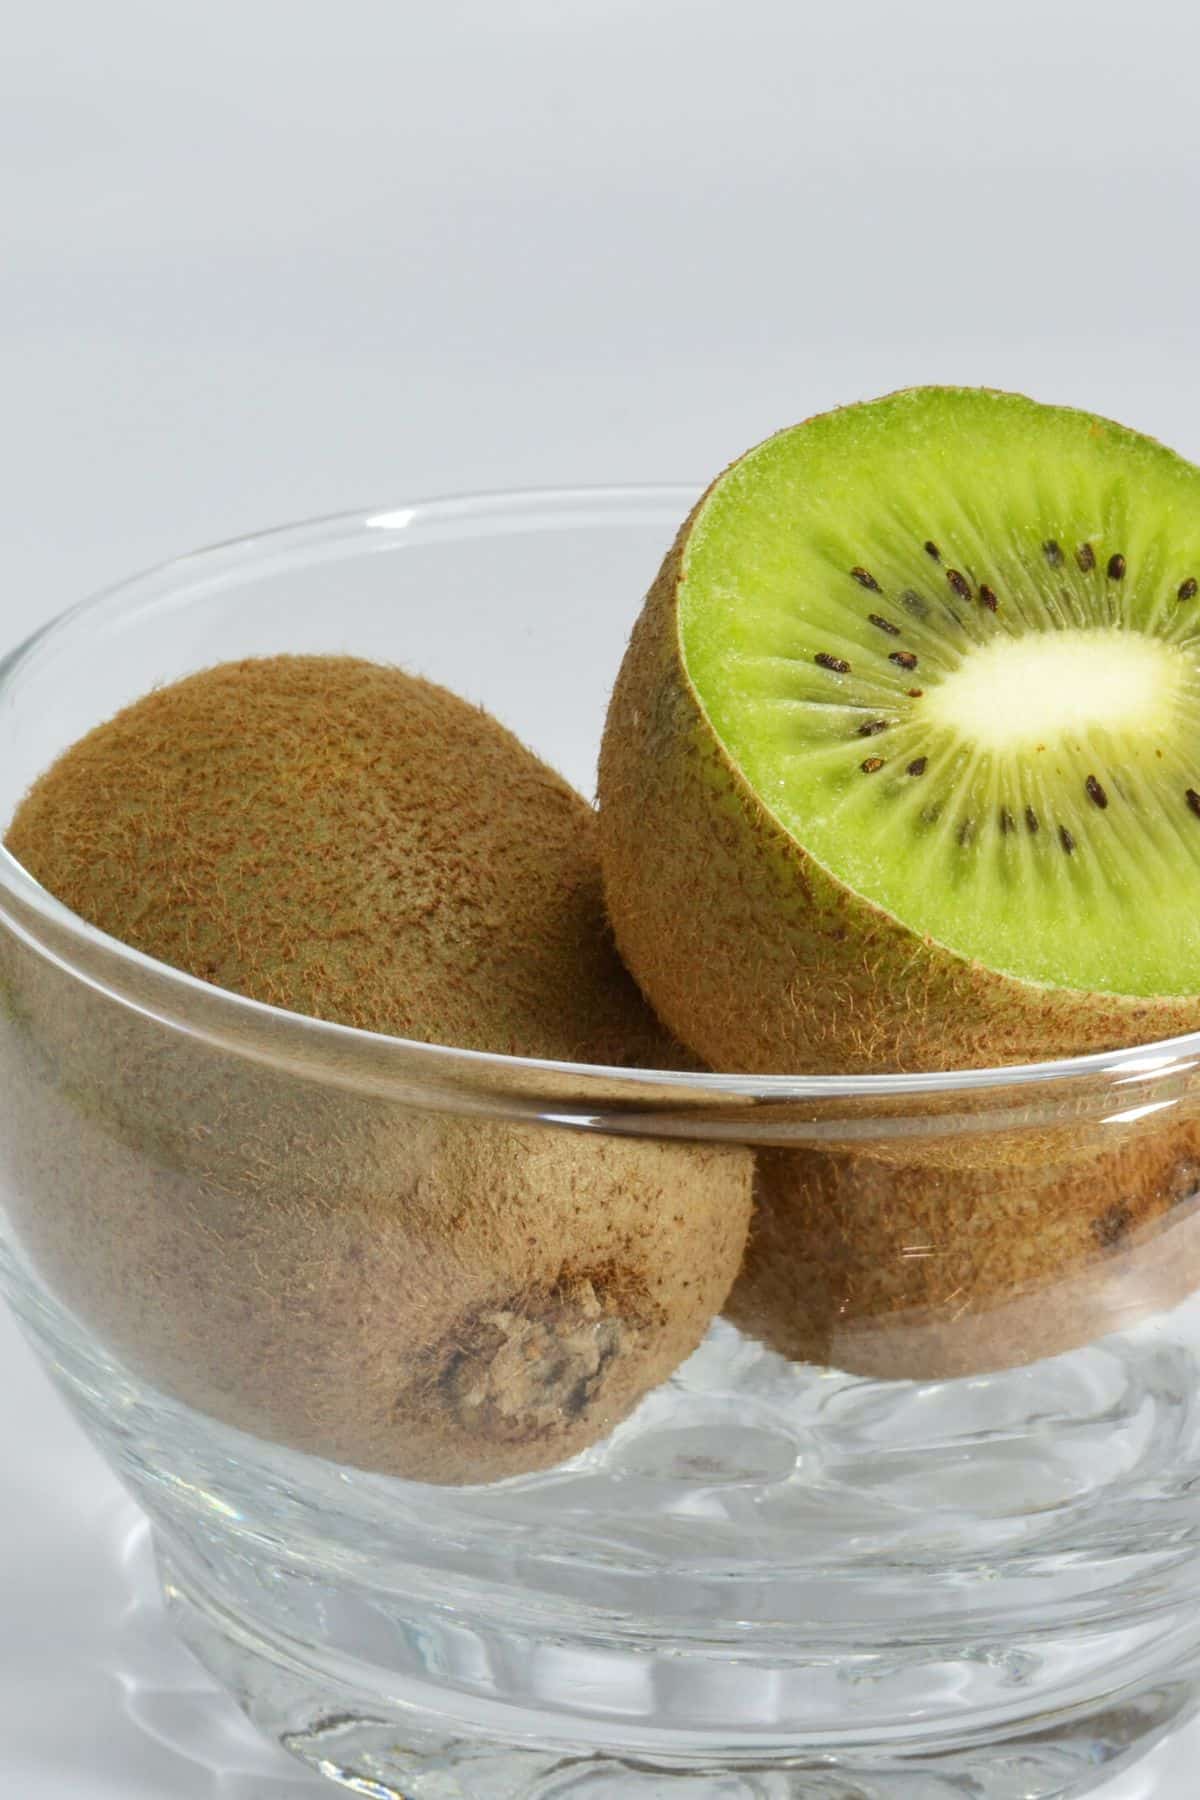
[2,2,1200,1792]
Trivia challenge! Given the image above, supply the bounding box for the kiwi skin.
[0,656,752,1484]
[7,654,682,1064]
[726,1126,1200,1381]
[597,433,1200,1077]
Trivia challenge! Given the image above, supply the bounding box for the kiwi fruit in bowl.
[598,387,1200,1377]
[0,655,752,1483]
[599,386,1200,1075]
[726,1129,1200,1381]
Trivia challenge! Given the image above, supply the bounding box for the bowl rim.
[1,481,1198,1107]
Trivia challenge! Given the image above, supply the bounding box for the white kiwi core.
[922,628,1182,752]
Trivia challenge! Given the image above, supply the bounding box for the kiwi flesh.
[0,656,751,1483]
[599,387,1200,1075]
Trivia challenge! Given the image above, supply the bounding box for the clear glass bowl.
[2,489,1200,1798]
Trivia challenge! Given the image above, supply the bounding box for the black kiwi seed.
[1187,788,1200,819]
[924,540,941,561]
[906,756,928,777]
[1076,543,1096,572]
[868,613,901,637]
[858,719,888,737]
[901,590,930,618]
[1043,540,1063,567]
[1086,774,1108,809]
[1179,577,1198,602]
[889,650,918,671]
[946,569,971,600]
[1107,553,1126,582]
[816,653,850,673]
[999,806,1016,833]
[907,687,923,698]
[1025,805,1040,834]
[851,567,881,592]
[860,756,885,774]
[979,584,998,612]
[957,818,976,847]
[1059,824,1076,855]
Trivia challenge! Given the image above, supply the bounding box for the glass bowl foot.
[158,1532,1200,1800]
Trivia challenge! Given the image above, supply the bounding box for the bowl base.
[13,1243,1200,1800]
[158,1531,1200,1800]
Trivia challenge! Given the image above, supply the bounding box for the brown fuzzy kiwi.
[726,1125,1200,1381]
[0,656,751,1483]
[9,655,679,1063]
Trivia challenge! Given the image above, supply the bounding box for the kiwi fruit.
[8,654,678,1064]
[0,655,751,1483]
[598,388,1200,1379]
[727,1128,1200,1380]
[598,386,1200,1075]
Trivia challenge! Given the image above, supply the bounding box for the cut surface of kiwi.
[600,388,1200,1071]
[684,388,1200,996]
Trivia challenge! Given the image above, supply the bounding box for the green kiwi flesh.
[0,656,752,1482]
[599,387,1200,1073]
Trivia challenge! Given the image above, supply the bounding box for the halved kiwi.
[0,656,751,1482]
[599,387,1200,1074]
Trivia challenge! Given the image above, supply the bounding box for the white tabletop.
[4,3,1200,1790]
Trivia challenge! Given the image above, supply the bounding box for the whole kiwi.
[0,655,751,1483]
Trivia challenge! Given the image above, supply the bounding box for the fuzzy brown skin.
[726,1127,1200,1380]
[0,658,752,1483]
[8,655,674,1065]
[0,964,749,1482]
[598,507,1200,1075]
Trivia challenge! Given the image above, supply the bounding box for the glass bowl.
[2,488,1200,1800]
